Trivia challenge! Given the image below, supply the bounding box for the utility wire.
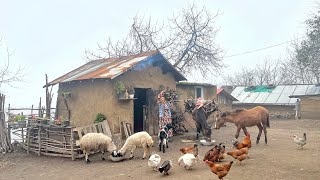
[224,36,307,59]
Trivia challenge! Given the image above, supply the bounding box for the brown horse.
[215,106,270,144]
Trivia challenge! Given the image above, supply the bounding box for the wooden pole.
[39,97,42,118]
[27,128,31,154]
[38,127,41,156]
[71,129,75,161]
[31,104,33,117]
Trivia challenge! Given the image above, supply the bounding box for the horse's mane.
[232,108,246,113]
[221,108,246,117]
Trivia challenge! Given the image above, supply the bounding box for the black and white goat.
[158,124,174,153]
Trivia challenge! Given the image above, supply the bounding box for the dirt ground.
[1,119,320,180]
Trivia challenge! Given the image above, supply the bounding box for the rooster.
[204,160,233,180]
[293,133,307,149]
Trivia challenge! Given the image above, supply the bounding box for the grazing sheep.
[118,131,154,159]
[79,133,117,163]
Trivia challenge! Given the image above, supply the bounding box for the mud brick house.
[46,50,186,135]
[216,88,238,112]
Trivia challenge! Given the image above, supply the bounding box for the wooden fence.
[9,119,114,160]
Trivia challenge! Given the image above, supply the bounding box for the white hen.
[293,133,307,149]
[148,154,161,171]
[178,153,196,170]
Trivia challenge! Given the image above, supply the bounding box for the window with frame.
[195,86,203,99]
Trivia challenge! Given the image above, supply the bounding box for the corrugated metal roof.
[47,50,186,86]
[217,88,238,101]
[231,84,319,105]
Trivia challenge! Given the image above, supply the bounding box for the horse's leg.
[242,127,248,136]
[256,124,263,144]
[196,123,201,140]
[263,124,268,144]
[235,126,241,139]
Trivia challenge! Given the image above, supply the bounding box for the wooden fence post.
[38,127,41,156]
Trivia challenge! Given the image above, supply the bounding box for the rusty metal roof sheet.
[47,50,186,86]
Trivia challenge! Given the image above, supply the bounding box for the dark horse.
[215,106,270,144]
[184,99,220,141]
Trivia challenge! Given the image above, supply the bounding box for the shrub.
[94,113,107,123]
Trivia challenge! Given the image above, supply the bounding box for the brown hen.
[205,160,233,180]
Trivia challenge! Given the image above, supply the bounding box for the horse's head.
[215,111,230,129]
[204,100,221,115]
[184,99,195,114]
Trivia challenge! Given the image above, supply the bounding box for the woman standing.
[158,90,173,141]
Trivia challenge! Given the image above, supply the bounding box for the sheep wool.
[79,133,117,163]
[118,131,154,159]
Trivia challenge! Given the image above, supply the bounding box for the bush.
[14,114,26,122]
[94,113,107,123]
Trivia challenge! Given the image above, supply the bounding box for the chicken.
[242,132,252,148]
[218,144,227,161]
[293,133,307,149]
[205,160,233,180]
[232,132,252,149]
[239,147,249,157]
[203,145,220,163]
[180,144,198,157]
[178,153,197,170]
[227,149,247,165]
[148,154,161,171]
[159,160,172,175]
[235,154,248,164]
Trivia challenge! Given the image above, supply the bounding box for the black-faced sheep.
[79,133,117,163]
[117,131,154,159]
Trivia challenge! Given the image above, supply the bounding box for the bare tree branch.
[0,39,24,89]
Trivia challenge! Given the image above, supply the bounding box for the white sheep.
[118,131,154,159]
[79,133,117,163]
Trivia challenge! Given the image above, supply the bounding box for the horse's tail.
[266,114,270,128]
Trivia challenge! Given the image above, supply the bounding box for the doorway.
[134,88,147,132]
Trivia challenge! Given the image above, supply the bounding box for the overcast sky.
[0,0,315,108]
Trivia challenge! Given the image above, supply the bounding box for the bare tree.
[85,3,224,78]
[0,38,24,89]
[167,4,224,76]
[85,15,172,60]
[224,58,285,86]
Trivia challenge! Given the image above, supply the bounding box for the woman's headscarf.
[196,97,205,109]
[158,90,166,101]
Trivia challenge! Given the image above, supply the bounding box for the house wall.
[300,95,320,120]
[232,104,295,119]
[217,93,233,112]
[56,65,177,134]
